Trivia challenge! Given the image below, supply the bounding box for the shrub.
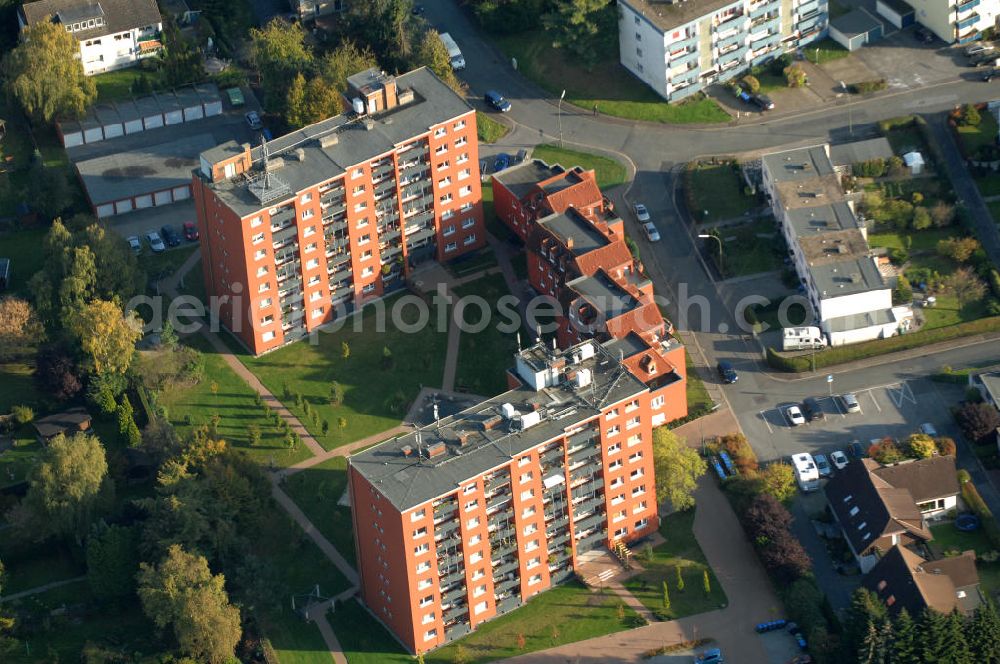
[759,462,797,501]
[850,79,888,94]
[912,206,932,230]
[961,477,1000,549]
[710,433,758,473]
[11,404,34,426]
[888,247,910,265]
[893,274,913,305]
[887,155,906,177]
[878,115,917,133]
[955,402,1000,445]
[960,103,982,127]
[741,74,760,93]
[906,433,936,459]
[937,237,981,263]
[868,437,905,464]
[931,201,955,227]
[936,436,957,456]
[784,64,807,87]
[852,158,887,178]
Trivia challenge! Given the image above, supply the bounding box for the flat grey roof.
[493,159,563,201]
[134,94,163,118]
[538,208,609,256]
[115,99,142,123]
[832,8,884,39]
[763,145,836,183]
[811,256,885,299]
[603,332,650,360]
[349,341,648,511]
[878,0,914,14]
[174,86,203,109]
[194,82,221,104]
[829,137,894,167]
[155,91,183,114]
[203,68,473,217]
[568,271,640,317]
[75,133,215,204]
[979,372,1000,405]
[785,201,861,238]
[824,307,897,332]
[620,0,743,33]
[93,104,122,127]
[799,228,870,264]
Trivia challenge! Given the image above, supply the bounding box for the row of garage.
[93,185,193,218]
[57,83,224,148]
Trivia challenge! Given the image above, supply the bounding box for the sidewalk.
[502,477,779,663]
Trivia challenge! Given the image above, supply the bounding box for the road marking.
[866,389,882,413]
[885,381,917,408]
[759,410,774,434]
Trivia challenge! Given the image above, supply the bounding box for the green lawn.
[161,335,315,468]
[0,538,85,595]
[481,181,513,242]
[331,581,639,664]
[955,112,999,156]
[928,522,1000,599]
[143,244,199,283]
[93,67,166,103]
[868,228,954,253]
[282,456,357,568]
[235,294,448,450]
[685,354,713,416]
[476,111,509,144]
[178,256,208,304]
[803,39,850,64]
[0,432,41,489]
[0,361,40,413]
[713,217,785,278]
[531,144,626,189]
[0,227,47,296]
[492,30,728,125]
[686,163,755,223]
[623,509,727,620]
[754,71,787,94]
[919,293,989,331]
[447,247,499,279]
[453,274,519,396]
[976,174,1000,198]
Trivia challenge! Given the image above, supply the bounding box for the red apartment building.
[348,339,659,654]
[192,67,485,354]
[493,160,687,425]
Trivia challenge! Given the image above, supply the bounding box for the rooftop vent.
[364,118,375,131]
[457,431,472,446]
[319,133,339,149]
[481,414,502,431]
[501,403,517,419]
[398,88,415,105]
[290,148,305,162]
[426,441,446,459]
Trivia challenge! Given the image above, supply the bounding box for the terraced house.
[192,67,485,354]
[349,339,660,654]
[618,0,829,101]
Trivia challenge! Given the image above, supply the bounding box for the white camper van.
[439,32,465,70]
[791,453,820,492]
[782,327,827,351]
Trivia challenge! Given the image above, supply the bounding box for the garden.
[452,274,520,396]
[705,216,787,279]
[684,160,757,224]
[531,144,627,189]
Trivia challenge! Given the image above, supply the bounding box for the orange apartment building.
[348,339,660,654]
[191,67,485,354]
[493,160,687,425]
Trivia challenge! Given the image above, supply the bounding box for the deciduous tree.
[541,0,616,67]
[68,299,142,376]
[938,237,981,263]
[86,522,140,602]
[33,342,82,401]
[906,433,937,459]
[0,296,42,361]
[955,402,1000,446]
[317,40,377,100]
[651,428,706,511]
[893,274,913,306]
[137,545,241,664]
[943,267,988,307]
[2,20,95,121]
[415,29,460,90]
[759,462,797,501]
[248,19,312,112]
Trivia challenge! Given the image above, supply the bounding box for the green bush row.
[960,474,1000,550]
[767,316,1000,372]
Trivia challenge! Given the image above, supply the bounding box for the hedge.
[767,315,1000,372]
[960,474,1000,549]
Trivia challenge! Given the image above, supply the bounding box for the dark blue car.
[493,153,511,172]
[717,361,738,384]
[484,90,512,112]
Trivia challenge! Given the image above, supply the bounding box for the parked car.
[966,42,994,56]
[786,405,806,426]
[969,50,998,66]
[717,361,738,384]
[914,25,934,44]
[127,235,141,255]
[983,68,997,82]
[642,222,661,242]
[847,440,867,460]
[484,90,512,112]
[830,450,849,471]
[751,93,774,111]
[839,392,861,413]
[633,203,650,222]
[182,221,199,241]
[694,648,724,664]
[515,148,528,163]
[814,453,832,478]
[245,111,263,131]
[919,422,938,437]
[493,153,511,172]
[160,225,181,247]
[146,231,166,253]
[801,396,825,422]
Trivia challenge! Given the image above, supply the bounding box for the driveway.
[501,477,782,663]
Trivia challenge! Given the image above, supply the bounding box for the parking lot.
[744,377,963,462]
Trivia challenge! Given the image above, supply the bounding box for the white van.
[791,453,820,492]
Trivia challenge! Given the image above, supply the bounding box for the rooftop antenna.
[535,324,541,344]
[552,337,557,352]
[516,332,522,351]
[415,431,423,459]
[433,403,439,422]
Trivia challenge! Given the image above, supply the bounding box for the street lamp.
[698,233,723,275]
[827,374,834,398]
[558,89,566,147]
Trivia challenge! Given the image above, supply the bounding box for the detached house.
[825,457,959,573]
[863,544,982,616]
[19,0,163,76]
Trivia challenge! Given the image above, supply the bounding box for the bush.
[906,433,936,459]
[960,103,982,127]
[852,158,887,178]
[936,436,957,456]
[868,437,905,464]
[850,79,888,94]
[11,404,34,426]
[954,401,1000,445]
[893,274,913,305]
[961,477,1000,549]
[741,74,760,94]
[784,64,807,88]
[878,115,918,133]
[709,433,758,474]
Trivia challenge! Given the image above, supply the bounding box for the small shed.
[196,83,223,117]
[903,151,925,175]
[117,100,145,135]
[175,86,204,122]
[33,407,92,443]
[155,91,184,126]
[829,8,884,51]
[136,94,164,130]
[93,104,124,140]
[876,0,915,29]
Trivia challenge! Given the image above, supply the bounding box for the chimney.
[565,236,574,250]
[401,445,413,457]
[426,441,446,459]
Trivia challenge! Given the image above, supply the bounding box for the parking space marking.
[759,410,774,434]
[886,381,917,408]
[865,389,882,413]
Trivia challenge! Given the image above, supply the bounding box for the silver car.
[643,222,661,242]
[127,235,141,255]
[839,393,861,414]
[814,453,832,478]
[633,203,650,222]
[146,231,166,253]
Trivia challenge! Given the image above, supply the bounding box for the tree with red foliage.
[868,437,905,464]
[936,437,957,457]
[34,343,82,401]
[741,494,812,583]
[955,402,1000,446]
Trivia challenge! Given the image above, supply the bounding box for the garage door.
[114,199,134,214]
[143,115,164,130]
[103,123,124,139]
[164,110,183,125]
[172,186,191,201]
[124,119,143,134]
[154,190,172,206]
[84,127,103,143]
[134,194,153,209]
[96,203,115,218]
[203,101,223,117]
[62,132,84,148]
[183,107,204,121]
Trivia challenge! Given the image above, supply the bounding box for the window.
[848,506,860,517]
[609,459,623,471]
[352,167,365,179]
[634,501,648,514]
[460,201,474,212]
[262,330,275,342]
[362,283,376,294]
[420,595,433,607]
[455,136,468,147]
[626,399,640,412]
[626,416,641,430]
[438,177,452,187]
[445,242,457,253]
[310,291,323,302]
[306,258,320,269]
[467,516,480,528]
[440,193,453,204]
[634,518,649,530]
[525,539,539,552]
[473,584,487,597]
[361,266,374,278]
[524,523,537,535]
[529,574,542,586]
[629,451,643,463]
[614,527,628,538]
[636,47,643,57]
[627,434,642,448]
[434,127,447,138]
[301,193,313,204]
[356,217,369,228]
[252,232,265,244]
[472,569,486,580]
[358,234,371,245]
[422,611,435,624]
[526,556,541,569]
[632,484,646,497]
[354,201,368,212]
[606,425,620,437]
[470,551,483,563]
[613,510,626,523]
[519,471,533,483]
[464,484,477,494]
[413,527,427,539]
[454,120,467,130]
[611,477,625,488]
[459,185,472,197]
[259,298,272,309]
[362,249,373,260]
[435,144,448,155]
[469,534,481,545]
[520,489,535,501]
[418,579,433,590]
[303,225,316,237]
[636,32,642,41]
[611,493,625,506]
[519,456,532,467]
[353,185,366,195]
[254,249,266,261]
[651,395,665,409]
[308,275,321,286]
[442,224,456,237]
[301,209,314,220]
[411,508,426,522]
[306,242,318,253]
[522,505,536,518]
[474,601,488,615]
[465,499,478,512]
[261,314,274,326]
[457,153,469,164]
[424,629,437,642]
[256,266,269,277]
[630,468,644,479]
[251,216,263,227]
[464,234,477,246]
[416,560,431,573]
[414,542,429,555]
[606,408,619,420]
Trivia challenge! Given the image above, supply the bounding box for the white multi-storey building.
[760,144,912,346]
[903,0,1000,44]
[18,0,163,76]
[618,0,829,102]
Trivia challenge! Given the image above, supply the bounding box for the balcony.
[545,513,570,531]
[439,569,466,589]
[750,0,780,20]
[271,223,297,246]
[269,207,295,229]
[718,44,749,67]
[957,12,980,29]
[492,556,519,578]
[406,226,436,247]
[795,0,820,16]
[576,530,607,551]
[572,495,605,517]
[574,512,606,534]
[957,0,981,13]
[274,248,299,265]
[667,33,698,54]
[493,575,520,596]
[434,519,460,540]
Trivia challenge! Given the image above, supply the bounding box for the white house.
[18,0,163,76]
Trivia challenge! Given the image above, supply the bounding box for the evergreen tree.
[661,580,670,613]
[919,609,950,663]
[968,599,1000,662]
[857,619,890,664]
[890,608,919,664]
[944,609,973,664]
[846,588,889,651]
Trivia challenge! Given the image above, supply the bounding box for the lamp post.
[698,233,723,276]
[558,89,566,147]
[827,374,834,398]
